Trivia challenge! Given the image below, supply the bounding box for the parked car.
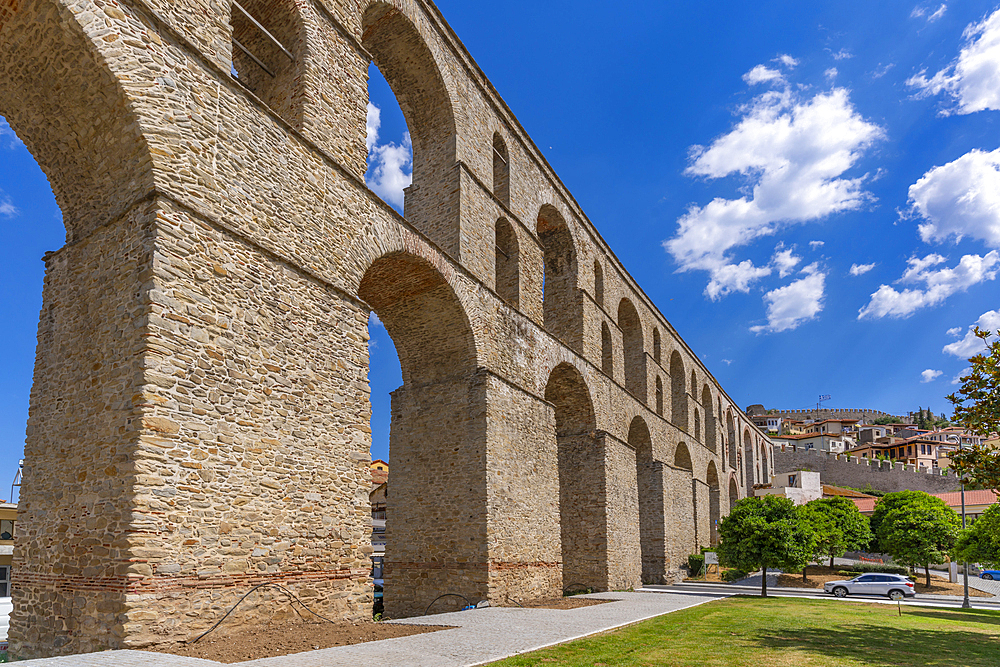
[981,570,1000,581]
[824,574,916,600]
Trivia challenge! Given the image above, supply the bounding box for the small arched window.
[652,327,661,365]
[601,322,613,376]
[230,1,303,124]
[495,218,519,307]
[655,376,663,416]
[493,132,510,207]
[594,260,604,307]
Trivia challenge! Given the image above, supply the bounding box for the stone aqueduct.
[0,0,773,657]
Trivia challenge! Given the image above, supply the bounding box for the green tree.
[870,490,961,587]
[946,328,1000,491]
[954,503,1000,569]
[717,495,816,597]
[873,416,896,425]
[801,496,873,571]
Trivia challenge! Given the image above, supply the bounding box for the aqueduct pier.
[0,0,772,657]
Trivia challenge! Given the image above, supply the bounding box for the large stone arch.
[618,298,646,403]
[672,441,696,564]
[631,416,665,584]
[726,409,737,471]
[546,362,604,591]
[0,4,161,657]
[706,461,720,546]
[359,251,487,617]
[362,1,460,255]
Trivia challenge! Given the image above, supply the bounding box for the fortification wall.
[768,408,903,422]
[771,445,961,494]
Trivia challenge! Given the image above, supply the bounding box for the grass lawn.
[489,596,1000,666]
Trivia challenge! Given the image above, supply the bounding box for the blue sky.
[3,1,1000,477]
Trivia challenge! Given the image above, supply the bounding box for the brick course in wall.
[0,0,772,658]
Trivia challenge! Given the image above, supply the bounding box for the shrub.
[721,568,749,582]
[688,554,705,574]
[848,562,910,576]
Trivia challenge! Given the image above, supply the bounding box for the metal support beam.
[233,1,296,62]
[233,37,275,78]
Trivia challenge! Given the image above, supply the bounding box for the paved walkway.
[13,591,726,667]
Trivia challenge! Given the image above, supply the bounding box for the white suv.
[824,574,915,600]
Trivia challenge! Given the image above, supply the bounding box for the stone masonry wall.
[771,445,961,494]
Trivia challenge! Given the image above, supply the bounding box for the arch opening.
[729,476,740,513]
[492,132,510,207]
[701,386,717,453]
[601,322,613,377]
[706,461,720,547]
[631,417,665,584]
[495,218,519,307]
[546,363,605,592]
[655,376,663,416]
[726,411,737,471]
[593,260,604,308]
[673,442,696,562]
[537,205,581,351]
[652,328,661,365]
[359,252,485,617]
[362,4,459,253]
[230,0,305,126]
[618,298,646,403]
[669,351,688,431]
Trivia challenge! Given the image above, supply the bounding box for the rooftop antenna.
[816,394,831,418]
[10,460,22,505]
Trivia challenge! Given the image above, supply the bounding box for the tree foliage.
[954,503,1000,569]
[717,495,815,596]
[870,490,960,586]
[801,496,873,568]
[946,328,1000,491]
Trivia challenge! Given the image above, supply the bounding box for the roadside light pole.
[960,439,971,609]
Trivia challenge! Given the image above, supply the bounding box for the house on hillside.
[771,432,851,454]
[754,470,822,505]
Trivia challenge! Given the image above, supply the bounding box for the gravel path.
[12,591,727,667]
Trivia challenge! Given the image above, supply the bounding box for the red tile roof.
[931,490,997,507]
[851,497,878,514]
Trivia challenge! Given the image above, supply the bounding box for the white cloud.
[369,311,384,328]
[953,367,970,384]
[912,4,947,22]
[665,88,884,295]
[872,63,896,79]
[751,264,826,333]
[942,309,1000,357]
[908,9,1000,114]
[776,54,800,68]
[773,246,801,278]
[366,131,412,211]
[825,67,839,82]
[907,147,1000,248]
[832,49,854,61]
[809,240,825,249]
[920,369,943,383]
[849,262,877,276]
[857,251,1000,319]
[0,117,23,150]
[743,65,785,86]
[721,359,734,365]
[366,102,381,153]
[0,194,18,219]
[946,326,963,336]
[705,259,772,300]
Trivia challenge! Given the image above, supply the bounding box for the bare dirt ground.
[515,597,613,609]
[775,565,992,597]
[145,620,451,664]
